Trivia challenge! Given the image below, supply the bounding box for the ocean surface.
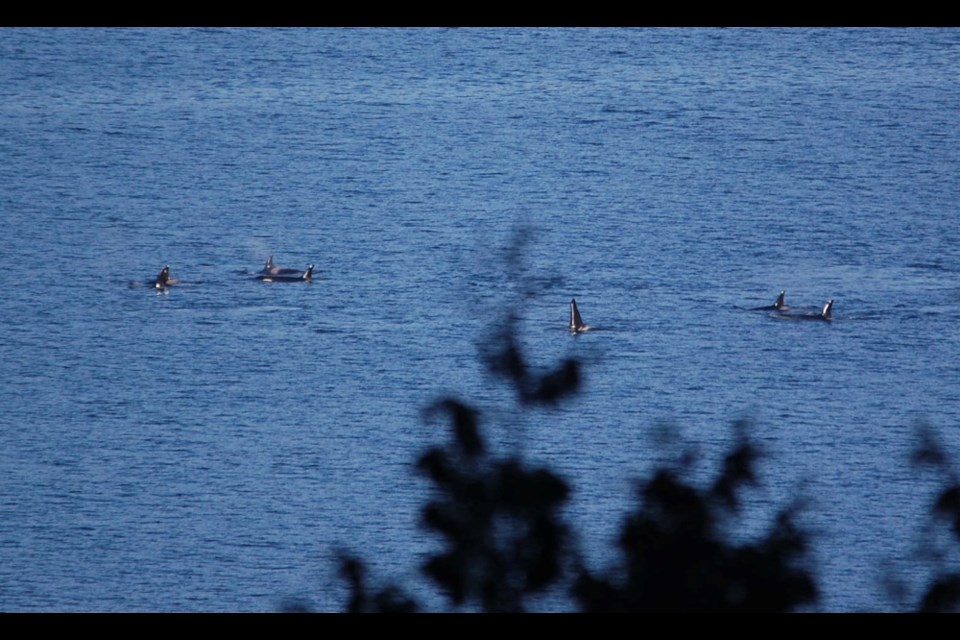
[1,27,959,612]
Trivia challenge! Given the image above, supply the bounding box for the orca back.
[261,256,301,275]
[256,264,313,283]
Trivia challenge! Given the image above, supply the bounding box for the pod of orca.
[150,257,313,291]
[570,292,834,333]
[149,265,833,327]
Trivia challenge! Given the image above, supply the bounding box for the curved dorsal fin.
[821,299,834,320]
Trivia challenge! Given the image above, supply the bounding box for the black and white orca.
[750,290,789,312]
[154,265,178,290]
[260,256,302,276]
[775,299,834,321]
[256,264,314,283]
[569,298,591,333]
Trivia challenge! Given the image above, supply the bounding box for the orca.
[154,265,178,289]
[569,298,591,333]
[775,299,834,321]
[256,264,313,283]
[750,290,789,311]
[260,256,302,276]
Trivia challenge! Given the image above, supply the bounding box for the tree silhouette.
[415,398,572,612]
[571,423,817,612]
[336,315,825,612]
[337,553,418,613]
[332,329,960,613]
[331,233,959,613]
[910,424,960,613]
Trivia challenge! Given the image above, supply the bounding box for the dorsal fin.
[821,299,833,320]
[154,265,170,289]
[302,265,314,281]
[774,290,786,309]
[570,298,585,331]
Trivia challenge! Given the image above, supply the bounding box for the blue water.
[2,27,960,612]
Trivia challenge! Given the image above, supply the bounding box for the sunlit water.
[1,27,959,612]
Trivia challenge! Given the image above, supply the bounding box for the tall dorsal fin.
[820,299,834,320]
[570,298,586,332]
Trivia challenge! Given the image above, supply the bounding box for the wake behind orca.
[569,298,592,333]
[256,264,314,283]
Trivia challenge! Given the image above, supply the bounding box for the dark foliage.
[572,455,817,612]
[338,554,419,613]
[934,486,960,539]
[336,320,828,612]
[912,425,960,612]
[331,250,960,612]
[415,388,573,611]
[483,321,581,407]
